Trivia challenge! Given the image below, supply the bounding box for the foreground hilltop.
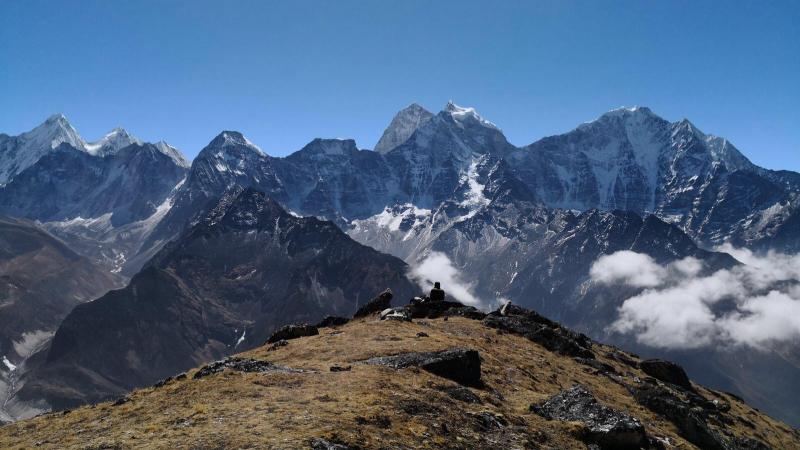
[0,297,797,449]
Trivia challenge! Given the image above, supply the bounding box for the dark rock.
[316,316,350,328]
[362,348,482,387]
[408,298,486,320]
[267,324,319,344]
[416,332,429,338]
[309,437,353,450]
[152,376,173,388]
[629,382,727,450]
[193,357,303,379]
[330,365,352,372]
[483,303,593,359]
[606,351,639,368]
[732,437,771,450]
[267,339,289,351]
[531,385,648,450]
[440,385,482,404]
[575,357,617,374]
[111,396,131,407]
[639,359,693,391]
[379,307,411,322]
[175,372,187,380]
[353,289,393,318]
[472,411,507,430]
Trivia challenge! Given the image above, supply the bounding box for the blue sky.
[1,1,798,170]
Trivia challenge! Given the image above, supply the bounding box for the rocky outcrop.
[483,303,594,359]
[639,359,694,391]
[267,324,319,344]
[353,289,393,318]
[192,358,303,379]
[379,307,411,322]
[362,348,482,387]
[532,385,648,450]
[407,298,486,320]
[629,381,733,450]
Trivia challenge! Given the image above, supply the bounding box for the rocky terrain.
[0,216,121,423]
[0,299,796,449]
[0,104,799,426]
[18,188,416,411]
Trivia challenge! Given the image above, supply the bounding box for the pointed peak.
[24,113,86,150]
[45,113,69,124]
[84,127,141,155]
[208,131,264,155]
[672,118,702,137]
[155,141,190,168]
[374,103,435,154]
[401,102,431,114]
[440,101,500,131]
[204,187,288,229]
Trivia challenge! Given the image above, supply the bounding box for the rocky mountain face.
[0,116,189,275]
[1,104,799,426]
[507,107,800,250]
[0,216,121,423]
[2,302,797,449]
[374,103,433,154]
[20,188,416,409]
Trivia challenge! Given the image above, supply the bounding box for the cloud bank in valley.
[410,251,498,310]
[591,245,800,350]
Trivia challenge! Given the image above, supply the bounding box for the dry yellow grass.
[0,316,796,449]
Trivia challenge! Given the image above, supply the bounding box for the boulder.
[531,385,647,450]
[362,348,482,387]
[629,382,727,450]
[353,289,393,318]
[639,359,693,391]
[315,316,350,328]
[483,303,593,359]
[380,307,411,321]
[267,324,319,344]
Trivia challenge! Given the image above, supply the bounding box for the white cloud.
[410,251,491,310]
[591,248,800,350]
[589,250,666,288]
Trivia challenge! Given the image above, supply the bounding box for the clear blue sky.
[1,1,798,170]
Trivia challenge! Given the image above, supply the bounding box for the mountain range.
[0,102,798,427]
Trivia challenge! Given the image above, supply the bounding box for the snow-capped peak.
[84,127,141,155]
[585,106,661,125]
[22,113,87,151]
[442,101,500,131]
[211,131,265,155]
